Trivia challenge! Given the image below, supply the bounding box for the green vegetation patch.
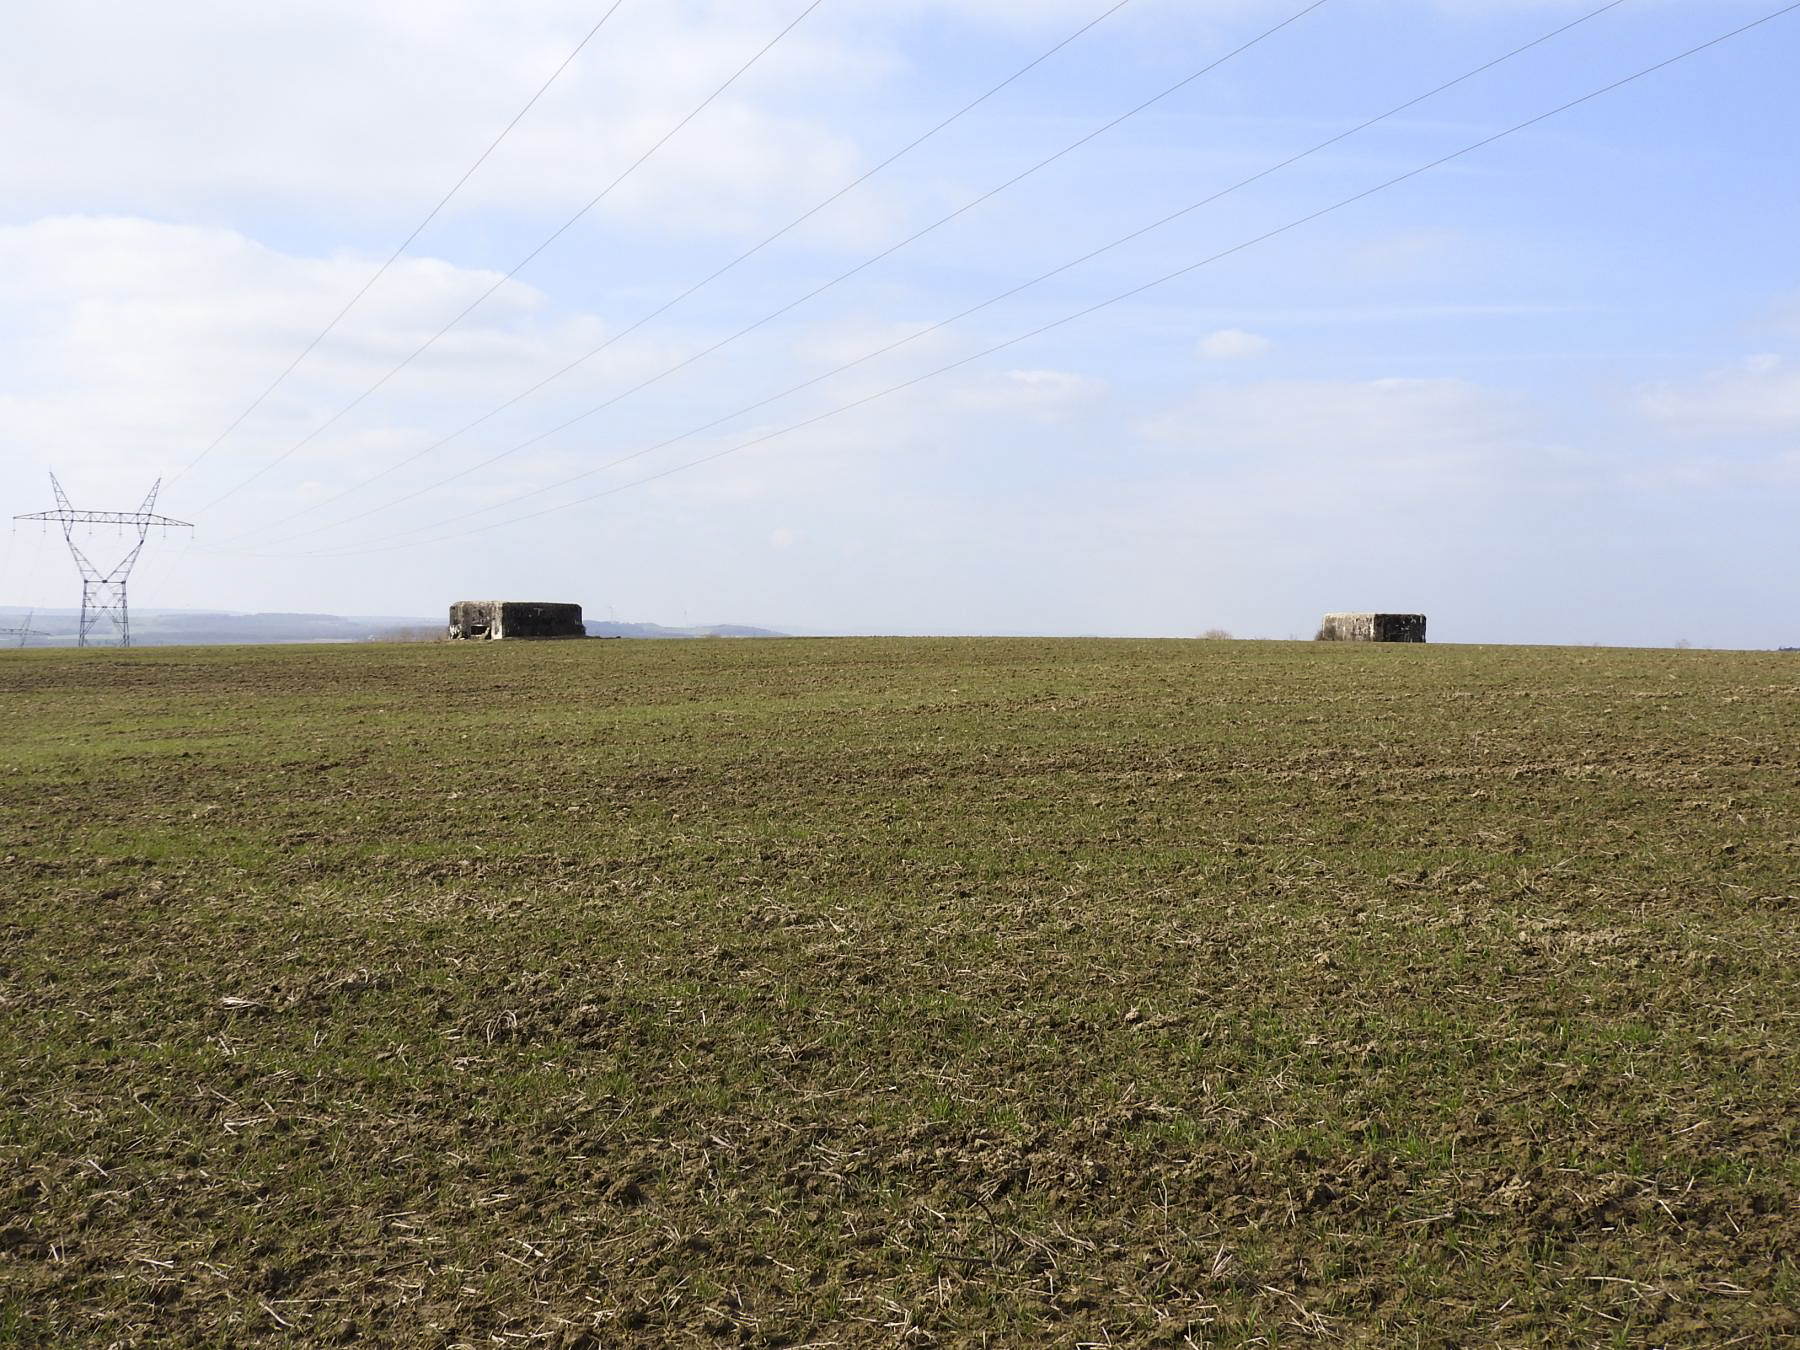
[2,637,1797,1346]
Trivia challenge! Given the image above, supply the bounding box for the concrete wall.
[1319,612,1427,643]
[448,600,585,641]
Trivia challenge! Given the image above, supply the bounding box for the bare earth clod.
[1,637,1796,1346]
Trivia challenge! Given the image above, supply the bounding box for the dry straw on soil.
[1,637,1796,1346]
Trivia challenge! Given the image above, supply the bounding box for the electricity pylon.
[14,475,194,648]
[0,609,46,648]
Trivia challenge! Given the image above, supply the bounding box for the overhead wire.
[193,0,833,517]
[227,0,1335,550]
[166,0,631,488]
[234,0,1154,539]
[244,0,1633,556]
[278,0,1800,558]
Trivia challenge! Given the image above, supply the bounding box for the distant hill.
[0,607,783,647]
[0,608,438,646]
[585,620,785,640]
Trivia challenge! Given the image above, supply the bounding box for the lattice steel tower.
[0,610,47,648]
[15,474,194,648]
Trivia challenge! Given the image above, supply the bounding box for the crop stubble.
[1,637,1797,1346]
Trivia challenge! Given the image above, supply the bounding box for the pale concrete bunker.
[1318,612,1427,643]
[448,601,586,641]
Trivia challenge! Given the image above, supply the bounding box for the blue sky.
[2,0,1795,645]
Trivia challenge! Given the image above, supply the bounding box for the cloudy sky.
[3,0,1795,645]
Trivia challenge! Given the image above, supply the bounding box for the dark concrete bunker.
[448,601,586,641]
[1318,612,1427,643]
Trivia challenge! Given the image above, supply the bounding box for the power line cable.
[251,0,1630,554]
[231,0,1334,549]
[193,0,831,517]
[236,0,1161,535]
[166,0,631,488]
[282,0,1798,559]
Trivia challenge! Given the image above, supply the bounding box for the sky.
[2,0,1796,646]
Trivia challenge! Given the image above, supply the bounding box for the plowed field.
[2,637,1796,1346]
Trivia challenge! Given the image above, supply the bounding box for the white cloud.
[1637,355,1800,436]
[951,368,1105,420]
[1141,375,1523,480]
[790,317,959,370]
[1196,328,1272,360]
[0,3,878,241]
[0,215,682,523]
